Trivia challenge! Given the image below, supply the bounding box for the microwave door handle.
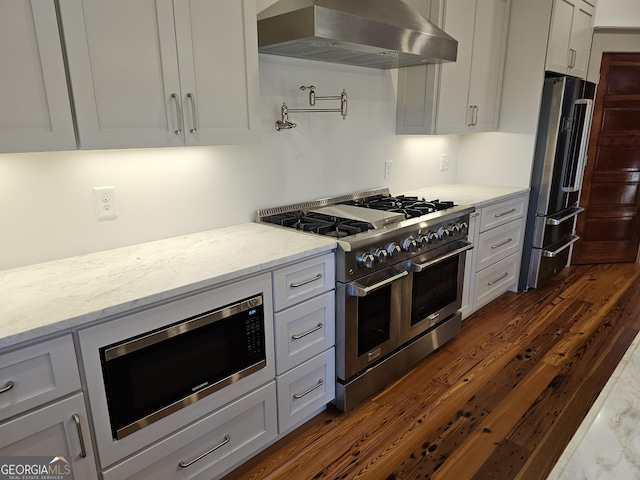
[562,99,593,193]
[407,241,474,272]
[347,271,408,297]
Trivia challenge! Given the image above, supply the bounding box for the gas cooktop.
[257,189,459,239]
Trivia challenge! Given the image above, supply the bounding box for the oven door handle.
[407,241,474,272]
[346,271,408,297]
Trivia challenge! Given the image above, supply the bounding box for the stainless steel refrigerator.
[519,75,595,290]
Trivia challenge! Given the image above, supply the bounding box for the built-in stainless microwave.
[100,294,266,440]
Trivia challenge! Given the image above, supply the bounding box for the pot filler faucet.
[276,85,347,131]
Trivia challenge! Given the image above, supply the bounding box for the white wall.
[0,55,460,270]
[594,0,640,26]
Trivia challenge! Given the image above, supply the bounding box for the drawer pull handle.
[491,238,513,249]
[0,381,14,394]
[179,435,231,468]
[290,273,322,288]
[72,414,87,458]
[292,323,323,340]
[487,272,509,286]
[494,208,516,218]
[293,379,324,399]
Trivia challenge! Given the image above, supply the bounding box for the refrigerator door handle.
[545,206,585,226]
[561,99,593,193]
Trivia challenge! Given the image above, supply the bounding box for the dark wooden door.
[572,53,640,264]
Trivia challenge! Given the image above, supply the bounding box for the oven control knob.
[373,248,388,263]
[437,226,450,238]
[427,231,439,243]
[401,236,417,252]
[386,242,401,258]
[416,234,428,248]
[356,252,375,269]
[450,223,460,234]
[457,221,469,234]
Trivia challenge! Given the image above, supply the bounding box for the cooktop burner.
[344,195,455,219]
[261,211,374,238]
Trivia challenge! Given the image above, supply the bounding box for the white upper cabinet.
[545,0,596,79]
[0,1,76,153]
[396,0,511,135]
[58,0,260,150]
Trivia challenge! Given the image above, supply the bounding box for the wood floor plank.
[223,264,640,480]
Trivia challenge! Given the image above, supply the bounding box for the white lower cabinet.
[473,253,520,310]
[0,393,98,480]
[276,349,335,434]
[102,382,277,480]
[464,193,528,316]
[271,254,337,435]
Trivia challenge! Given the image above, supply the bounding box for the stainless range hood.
[257,0,457,69]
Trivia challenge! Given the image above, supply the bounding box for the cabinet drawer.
[103,382,277,480]
[273,253,335,311]
[0,335,81,422]
[479,196,526,232]
[276,348,335,434]
[274,291,335,375]
[473,254,519,310]
[0,393,98,480]
[476,220,523,272]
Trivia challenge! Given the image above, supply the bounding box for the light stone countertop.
[0,222,335,349]
[402,184,530,208]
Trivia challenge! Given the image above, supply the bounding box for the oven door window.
[411,256,459,325]
[101,296,265,439]
[357,283,392,356]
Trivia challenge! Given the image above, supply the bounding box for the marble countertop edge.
[0,223,336,350]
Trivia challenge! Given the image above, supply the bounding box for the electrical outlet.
[440,154,450,172]
[93,186,118,219]
[385,160,393,179]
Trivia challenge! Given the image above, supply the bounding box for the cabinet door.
[173,0,260,145]
[436,0,476,134]
[59,0,184,149]
[546,0,576,75]
[467,0,510,132]
[0,394,98,480]
[396,0,443,135]
[0,0,75,153]
[568,1,594,79]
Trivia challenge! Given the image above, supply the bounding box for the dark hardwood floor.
[225,263,640,480]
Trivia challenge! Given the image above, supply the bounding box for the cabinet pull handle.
[179,435,230,468]
[473,106,479,126]
[468,105,475,126]
[494,208,516,218]
[491,238,513,249]
[292,323,323,340]
[569,48,577,68]
[187,93,197,133]
[293,379,324,399]
[487,272,509,286]
[290,273,322,288]
[170,93,183,135]
[72,414,87,458]
[0,381,14,394]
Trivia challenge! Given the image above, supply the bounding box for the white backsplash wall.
[0,55,460,271]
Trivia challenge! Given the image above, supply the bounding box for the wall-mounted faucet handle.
[301,86,316,106]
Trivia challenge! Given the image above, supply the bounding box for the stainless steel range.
[257,188,474,410]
